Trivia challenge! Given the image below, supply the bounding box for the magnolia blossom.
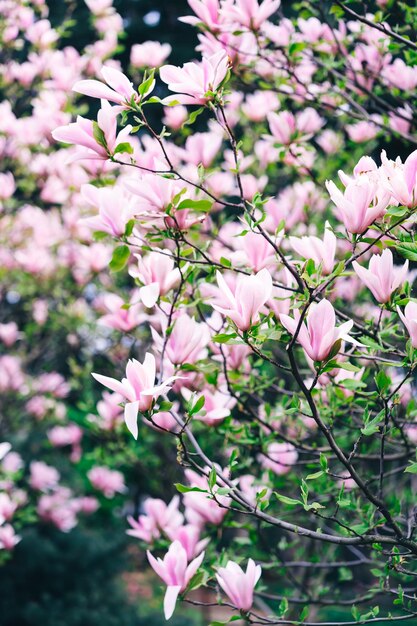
[0,493,17,522]
[166,524,209,560]
[29,461,60,492]
[97,292,145,333]
[326,175,390,234]
[147,540,205,619]
[127,496,183,543]
[280,299,360,362]
[222,0,280,29]
[183,468,230,527]
[179,0,223,30]
[259,442,298,475]
[182,387,236,425]
[381,149,417,208]
[212,268,273,331]
[0,525,21,551]
[289,223,336,275]
[73,65,152,106]
[52,100,132,160]
[353,249,408,303]
[92,353,178,439]
[130,41,171,67]
[397,301,417,348]
[152,314,210,365]
[87,466,126,498]
[160,51,230,105]
[216,559,262,612]
[130,251,182,308]
[81,184,137,237]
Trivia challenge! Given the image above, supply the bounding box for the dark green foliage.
[0,526,140,626]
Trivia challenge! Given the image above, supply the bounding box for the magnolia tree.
[3,0,417,623]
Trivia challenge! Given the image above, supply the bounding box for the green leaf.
[174,483,206,494]
[212,332,238,343]
[92,121,107,149]
[375,370,391,394]
[305,470,324,481]
[278,597,289,617]
[124,219,135,237]
[158,400,173,412]
[176,198,212,212]
[361,410,384,436]
[189,395,205,416]
[274,492,301,506]
[138,70,155,97]
[182,106,205,127]
[396,242,417,262]
[219,256,232,268]
[114,142,133,155]
[109,245,130,272]
[404,462,417,473]
[208,466,217,491]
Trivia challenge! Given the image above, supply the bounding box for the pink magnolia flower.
[130,251,182,308]
[212,268,273,331]
[346,121,378,143]
[325,175,390,234]
[166,524,209,560]
[0,525,21,551]
[280,299,359,362]
[52,100,132,161]
[131,42,172,68]
[259,442,298,475]
[48,424,83,461]
[0,172,15,201]
[179,0,224,30]
[37,488,79,532]
[0,493,17,522]
[96,291,146,333]
[397,301,417,348]
[353,249,408,303]
[222,0,280,29]
[2,451,23,474]
[216,559,262,611]
[381,149,417,208]
[382,58,417,91]
[93,391,124,430]
[289,222,336,275]
[183,467,230,527]
[73,65,153,107]
[124,174,183,214]
[160,51,230,105]
[152,314,210,365]
[29,461,60,492]
[92,353,178,439]
[147,540,205,619]
[88,466,126,498]
[162,105,188,130]
[181,387,236,426]
[0,322,20,346]
[81,184,137,237]
[127,496,183,543]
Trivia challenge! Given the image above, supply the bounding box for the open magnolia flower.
[280,299,362,362]
[92,353,178,439]
[353,249,408,304]
[159,50,230,105]
[216,558,262,612]
[73,65,154,107]
[147,540,205,620]
[211,268,273,331]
